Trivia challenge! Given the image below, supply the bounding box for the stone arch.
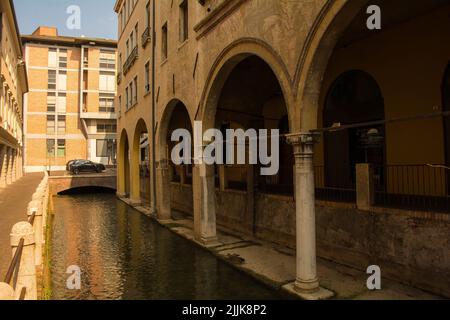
[294,0,369,131]
[198,38,294,132]
[130,118,150,205]
[117,128,130,197]
[155,99,194,220]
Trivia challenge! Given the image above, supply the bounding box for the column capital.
[286,132,320,157]
[286,132,321,146]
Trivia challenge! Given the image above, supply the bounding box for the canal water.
[51,192,286,300]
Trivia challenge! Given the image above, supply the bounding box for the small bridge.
[48,170,117,196]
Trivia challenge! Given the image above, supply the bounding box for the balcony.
[123,46,138,75]
[142,27,151,48]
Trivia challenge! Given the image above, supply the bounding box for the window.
[126,40,130,58]
[145,62,150,93]
[83,48,89,67]
[46,139,55,156]
[57,93,67,113]
[129,81,134,106]
[48,48,57,68]
[125,87,129,110]
[99,71,116,92]
[99,93,115,113]
[97,121,117,133]
[146,2,151,28]
[47,93,56,112]
[59,49,67,68]
[47,115,55,134]
[162,23,168,60]
[57,139,66,157]
[118,96,122,115]
[135,23,139,48]
[130,31,134,50]
[100,50,116,69]
[119,9,123,32]
[58,71,67,91]
[96,139,115,158]
[179,0,188,42]
[57,115,66,134]
[133,76,138,103]
[119,53,122,72]
[48,70,56,90]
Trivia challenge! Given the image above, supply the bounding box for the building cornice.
[194,0,247,40]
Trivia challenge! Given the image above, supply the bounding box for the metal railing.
[142,27,151,48]
[3,211,36,300]
[374,164,450,213]
[0,173,48,300]
[314,165,357,203]
[123,46,138,75]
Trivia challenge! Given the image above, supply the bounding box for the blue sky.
[13,0,118,39]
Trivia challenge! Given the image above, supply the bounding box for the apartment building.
[0,0,28,187]
[22,27,117,172]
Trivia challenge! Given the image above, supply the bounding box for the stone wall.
[170,183,194,215]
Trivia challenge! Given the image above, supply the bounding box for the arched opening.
[118,129,130,197]
[294,0,450,296]
[132,119,151,206]
[309,0,450,210]
[321,70,385,199]
[205,54,291,238]
[157,100,194,219]
[443,63,450,195]
[58,186,116,195]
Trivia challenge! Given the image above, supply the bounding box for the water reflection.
[51,194,285,300]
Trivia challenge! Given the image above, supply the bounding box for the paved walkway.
[0,173,44,278]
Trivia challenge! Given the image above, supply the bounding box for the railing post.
[10,222,37,300]
[27,202,43,266]
[0,283,15,300]
[356,163,375,210]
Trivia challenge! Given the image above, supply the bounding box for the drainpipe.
[151,0,157,215]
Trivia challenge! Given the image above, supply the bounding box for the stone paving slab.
[0,173,44,278]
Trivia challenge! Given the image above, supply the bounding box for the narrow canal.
[50,192,285,300]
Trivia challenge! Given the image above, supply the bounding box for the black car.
[67,160,106,175]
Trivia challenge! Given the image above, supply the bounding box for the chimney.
[32,26,58,37]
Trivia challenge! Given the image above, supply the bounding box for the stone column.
[0,145,7,188]
[28,202,43,266]
[180,165,187,185]
[0,283,15,300]
[285,132,333,300]
[10,222,37,300]
[193,157,218,247]
[356,163,375,210]
[11,149,17,182]
[156,159,171,220]
[6,147,12,185]
[218,165,228,191]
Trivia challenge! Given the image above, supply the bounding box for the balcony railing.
[123,46,138,75]
[142,27,151,48]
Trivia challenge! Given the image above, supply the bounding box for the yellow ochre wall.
[315,6,450,168]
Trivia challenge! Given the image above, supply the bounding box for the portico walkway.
[0,173,44,278]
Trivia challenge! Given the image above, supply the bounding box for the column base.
[196,236,220,248]
[283,282,334,300]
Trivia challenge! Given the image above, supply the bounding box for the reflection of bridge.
[48,169,117,196]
